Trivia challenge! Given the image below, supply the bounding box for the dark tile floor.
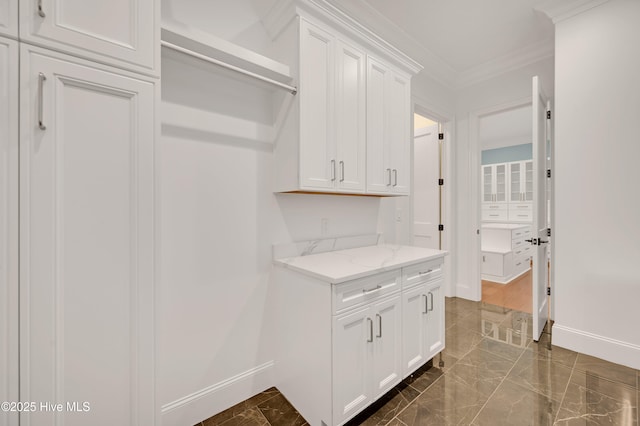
[195,298,639,426]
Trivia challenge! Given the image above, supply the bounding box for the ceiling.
[254,0,556,88]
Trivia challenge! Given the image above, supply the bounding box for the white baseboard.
[553,324,640,370]
[161,361,275,426]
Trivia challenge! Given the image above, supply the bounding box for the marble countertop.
[274,244,447,284]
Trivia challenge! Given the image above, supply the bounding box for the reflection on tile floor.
[195,298,639,426]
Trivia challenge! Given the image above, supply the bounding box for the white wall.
[452,56,554,300]
[158,2,395,424]
[552,0,640,369]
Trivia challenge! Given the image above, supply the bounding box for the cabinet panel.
[388,72,410,194]
[371,295,402,398]
[20,46,155,425]
[333,306,371,426]
[0,0,17,38]
[424,281,444,359]
[365,57,389,193]
[299,19,335,190]
[20,0,157,75]
[401,284,427,375]
[0,36,18,426]
[335,40,365,192]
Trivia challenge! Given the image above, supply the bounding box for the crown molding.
[534,0,612,23]
[456,38,555,89]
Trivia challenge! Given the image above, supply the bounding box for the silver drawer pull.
[362,285,382,294]
[38,0,45,18]
[376,314,382,338]
[423,294,428,314]
[418,269,433,275]
[38,73,46,130]
[429,292,434,312]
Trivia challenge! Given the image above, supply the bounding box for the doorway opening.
[477,104,534,314]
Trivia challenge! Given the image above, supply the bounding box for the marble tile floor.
[195,297,639,426]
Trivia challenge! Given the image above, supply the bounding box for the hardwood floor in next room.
[195,298,639,426]
[482,269,532,314]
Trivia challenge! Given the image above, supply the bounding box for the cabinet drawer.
[483,203,507,211]
[482,209,508,221]
[333,270,400,314]
[512,227,531,239]
[402,259,443,287]
[508,210,532,222]
[511,238,527,250]
[510,203,532,210]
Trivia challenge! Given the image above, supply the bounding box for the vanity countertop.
[274,244,447,284]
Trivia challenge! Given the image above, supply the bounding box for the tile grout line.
[552,344,579,425]
[467,334,531,425]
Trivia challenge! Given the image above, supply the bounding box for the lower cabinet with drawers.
[481,223,531,284]
[273,247,446,426]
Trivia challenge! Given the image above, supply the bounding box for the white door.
[425,281,445,359]
[401,284,427,375]
[335,40,366,193]
[413,124,439,249]
[0,35,19,426]
[531,76,550,341]
[371,294,402,399]
[299,19,335,191]
[332,306,371,425]
[20,45,155,425]
[19,0,156,74]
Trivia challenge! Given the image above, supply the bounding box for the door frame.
[468,96,532,300]
[411,96,454,297]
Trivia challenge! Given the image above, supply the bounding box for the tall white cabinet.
[0,35,19,426]
[482,160,533,223]
[3,2,158,425]
[19,44,156,426]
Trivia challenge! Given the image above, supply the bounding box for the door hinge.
[438,178,444,186]
[547,110,551,120]
[547,228,551,237]
[438,224,444,231]
[438,133,444,140]
[547,287,551,296]
[547,169,551,178]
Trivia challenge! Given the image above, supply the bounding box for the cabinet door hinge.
[547,169,551,178]
[547,110,551,120]
[438,178,444,186]
[438,224,444,231]
[438,133,444,140]
[547,228,551,237]
[547,287,551,296]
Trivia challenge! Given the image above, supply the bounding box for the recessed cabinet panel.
[299,20,335,190]
[20,0,157,74]
[0,0,17,38]
[20,46,155,425]
[365,57,388,193]
[388,73,410,194]
[333,306,372,426]
[371,295,402,398]
[335,40,366,192]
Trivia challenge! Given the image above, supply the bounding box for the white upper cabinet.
[0,0,18,38]
[268,1,421,196]
[509,160,533,203]
[20,0,158,75]
[481,163,508,204]
[366,56,411,195]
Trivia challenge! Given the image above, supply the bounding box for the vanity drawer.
[512,227,531,239]
[402,259,444,287]
[333,270,400,314]
[482,209,508,221]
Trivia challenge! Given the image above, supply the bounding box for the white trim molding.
[553,324,640,370]
[160,361,275,426]
[534,0,612,23]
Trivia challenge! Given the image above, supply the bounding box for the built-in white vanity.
[481,223,532,284]
[273,239,447,426]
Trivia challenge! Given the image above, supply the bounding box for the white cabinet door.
[335,40,365,193]
[388,71,410,195]
[20,0,158,75]
[482,163,508,204]
[366,55,411,195]
[0,0,17,38]
[0,36,18,426]
[401,284,427,376]
[365,56,390,194]
[424,281,445,359]
[299,19,335,191]
[509,161,534,203]
[370,294,402,399]
[333,306,371,426]
[20,45,155,426]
